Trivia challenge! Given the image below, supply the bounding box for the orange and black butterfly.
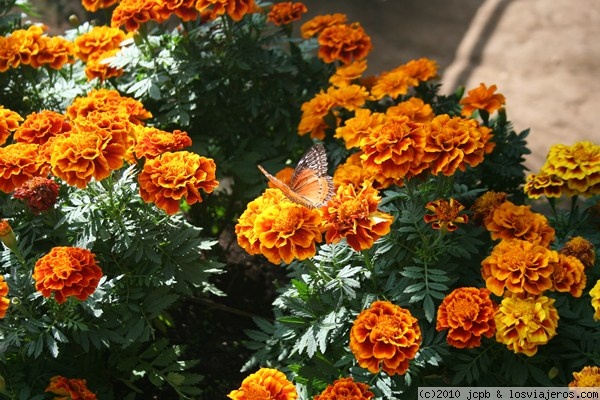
[257,143,335,209]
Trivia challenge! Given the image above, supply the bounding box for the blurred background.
[31,0,600,171]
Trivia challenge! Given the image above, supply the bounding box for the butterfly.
[257,143,335,209]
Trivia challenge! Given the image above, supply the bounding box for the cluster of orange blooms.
[45,375,97,400]
[0,89,218,215]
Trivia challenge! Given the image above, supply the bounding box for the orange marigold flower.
[560,236,596,269]
[400,57,439,83]
[0,275,9,319]
[329,60,368,88]
[85,48,124,81]
[386,97,434,123]
[590,280,600,321]
[138,151,218,215]
[424,198,468,232]
[0,25,46,72]
[0,219,17,252]
[300,13,347,38]
[33,247,103,304]
[370,69,413,100]
[327,84,370,112]
[495,294,558,356]
[524,171,566,199]
[485,200,555,247]
[569,366,600,387]
[334,109,385,150]
[551,253,586,297]
[267,2,307,26]
[111,0,161,31]
[297,90,336,140]
[195,0,256,22]
[541,141,600,196]
[323,182,393,251]
[253,198,322,264]
[14,110,71,145]
[314,377,374,400]
[360,115,428,182]
[66,89,152,125]
[45,375,97,399]
[460,82,506,117]
[30,35,75,70]
[82,0,118,12]
[158,0,199,22]
[74,26,127,62]
[317,22,372,65]
[133,127,192,160]
[470,190,508,226]
[228,367,297,400]
[13,176,60,214]
[422,114,490,176]
[332,152,372,188]
[236,188,287,256]
[265,166,294,188]
[481,239,557,296]
[0,142,42,193]
[50,113,129,188]
[349,300,421,376]
[0,106,22,145]
[435,287,497,349]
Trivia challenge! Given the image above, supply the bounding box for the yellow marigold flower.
[524,171,566,199]
[541,141,600,196]
[45,375,97,399]
[386,97,434,123]
[370,69,413,101]
[435,287,497,349]
[569,366,600,387]
[84,48,124,81]
[14,110,71,145]
[460,82,506,117]
[254,198,322,264]
[0,142,42,193]
[323,182,393,251]
[327,84,370,112]
[66,89,152,125]
[334,109,385,150]
[470,190,508,226]
[424,198,468,232]
[300,13,347,39]
[267,2,307,26]
[481,239,557,296]
[132,127,192,160]
[236,188,287,256]
[422,114,490,176]
[138,150,218,215]
[33,247,103,304]
[82,0,118,12]
[349,300,421,376]
[0,275,9,318]
[317,22,372,65]
[590,280,600,321]
[560,236,596,269]
[360,115,428,182]
[314,377,374,400]
[401,57,439,82]
[195,0,256,22]
[329,60,368,88]
[228,367,297,400]
[0,219,17,253]
[494,294,558,356]
[0,106,22,146]
[0,25,43,72]
[74,26,127,62]
[13,176,60,214]
[485,200,555,247]
[50,113,129,188]
[551,253,586,297]
[333,152,372,188]
[297,90,336,140]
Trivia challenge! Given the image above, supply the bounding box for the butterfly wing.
[258,144,335,209]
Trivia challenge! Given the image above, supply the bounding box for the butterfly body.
[258,144,335,209]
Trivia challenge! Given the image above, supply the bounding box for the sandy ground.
[303,0,600,172]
